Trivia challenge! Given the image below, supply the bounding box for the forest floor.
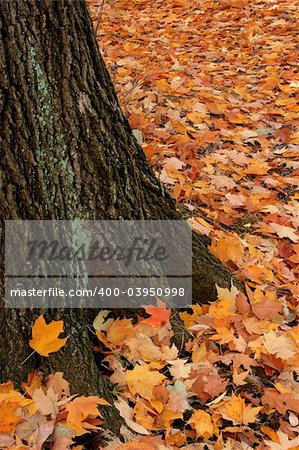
[1,1,298,449]
[91,0,298,301]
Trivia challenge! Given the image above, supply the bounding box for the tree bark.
[0,0,241,435]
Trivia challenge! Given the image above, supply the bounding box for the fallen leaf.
[188,410,214,438]
[29,315,68,357]
[262,330,297,360]
[270,223,298,243]
[65,395,109,435]
[115,398,150,435]
[0,401,23,433]
[265,430,299,450]
[141,300,171,326]
[32,387,59,418]
[214,394,262,425]
[126,364,165,400]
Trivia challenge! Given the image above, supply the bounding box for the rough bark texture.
[0,0,242,435]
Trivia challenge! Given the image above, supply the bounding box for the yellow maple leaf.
[192,342,208,363]
[160,407,183,429]
[179,304,203,329]
[209,232,244,266]
[209,297,236,319]
[29,315,68,357]
[133,401,155,430]
[0,389,32,408]
[106,318,135,346]
[126,364,165,401]
[215,394,262,425]
[208,282,239,320]
[188,410,214,438]
[210,327,235,344]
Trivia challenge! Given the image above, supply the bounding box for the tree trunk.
[0,0,241,435]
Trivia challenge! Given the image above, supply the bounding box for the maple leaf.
[269,223,298,243]
[179,304,203,329]
[21,371,42,397]
[20,418,55,449]
[0,400,23,433]
[32,387,60,418]
[210,326,235,344]
[225,193,246,208]
[214,394,262,425]
[252,297,283,320]
[106,318,135,346]
[209,297,236,319]
[104,355,126,386]
[204,374,228,399]
[126,364,165,400]
[188,410,214,438]
[262,330,296,360]
[188,216,212,236]
[131,333,162,362]
[93,310,111,331]
[29,315,68,357]
[168,359,191,379]
[209,232,244,266]
[141,299,171,326]
[192,368,228,402]
[115,397,150,435]
[46,372,70,398]
[65,395,109,435]
[133,401,155,431]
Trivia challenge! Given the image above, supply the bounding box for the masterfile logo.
[5,220,192,309]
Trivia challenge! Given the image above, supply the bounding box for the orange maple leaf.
[29,315,68,357]
[65,395,110,435]
[141,299,171,326]
[0,400,23,433]
[21,371,42,397]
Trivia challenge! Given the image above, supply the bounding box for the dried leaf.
[29,316,68,357]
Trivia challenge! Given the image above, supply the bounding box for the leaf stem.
[21,350,36,366]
